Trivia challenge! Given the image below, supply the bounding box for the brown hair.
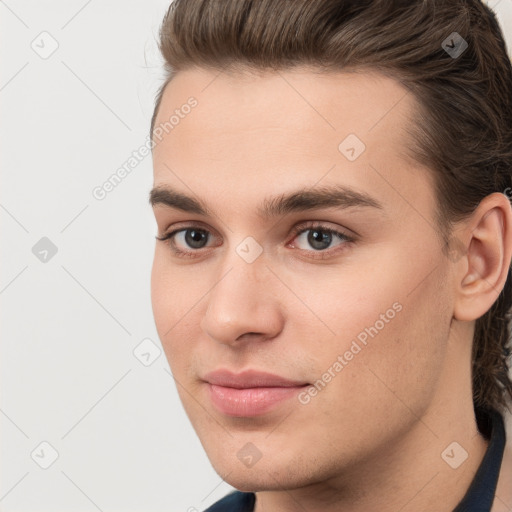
[151,0,512,415]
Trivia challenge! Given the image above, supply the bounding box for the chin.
[218,471,285,493]
[209,453,311,493]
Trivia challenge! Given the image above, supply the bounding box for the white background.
[1,1,511,511]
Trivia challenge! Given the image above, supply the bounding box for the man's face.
[150,67,456,490]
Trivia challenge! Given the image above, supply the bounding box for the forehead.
[157,65,415,123]
[157,66,414,131]
[151,66,434,222]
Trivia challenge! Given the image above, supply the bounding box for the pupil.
[186,229,207,248]
[308,229,331,250]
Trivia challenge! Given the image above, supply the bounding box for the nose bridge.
[216,231,268,291]
[208,244,267,319]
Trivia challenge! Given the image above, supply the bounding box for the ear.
[453,192,512,322]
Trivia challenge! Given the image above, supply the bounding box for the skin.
[150,67,512,512]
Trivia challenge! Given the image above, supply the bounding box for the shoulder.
[203,491,256,512]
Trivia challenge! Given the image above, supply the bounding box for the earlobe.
[453,192,512,323]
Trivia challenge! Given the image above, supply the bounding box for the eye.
[288,222,354,258]
[156,222,354,259]
[156,226,214,258]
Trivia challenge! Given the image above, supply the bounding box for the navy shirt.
[204,408,506,512]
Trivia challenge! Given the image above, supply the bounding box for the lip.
[203,369,310,417]
[203,369,309,388]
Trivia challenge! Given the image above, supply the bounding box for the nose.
[200,254,284,347]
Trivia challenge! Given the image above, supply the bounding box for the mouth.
[203,369,310,417]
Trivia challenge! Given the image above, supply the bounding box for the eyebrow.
[149,184,384,219]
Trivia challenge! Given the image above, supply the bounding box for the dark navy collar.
[452,407,506,512]
[204,408,506,512]
[204,489,255,512]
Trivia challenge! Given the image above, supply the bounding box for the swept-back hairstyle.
[151,0,512,415]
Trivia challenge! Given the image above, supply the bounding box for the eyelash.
[156,222,355,260]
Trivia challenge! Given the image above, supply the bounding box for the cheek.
[339,294,449,451]
[151,248,201,327]
[296,247,450,411]
[281,256,405,356]
[150,251,197,367]
[150,252,173,336]
[381,271,450,401]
